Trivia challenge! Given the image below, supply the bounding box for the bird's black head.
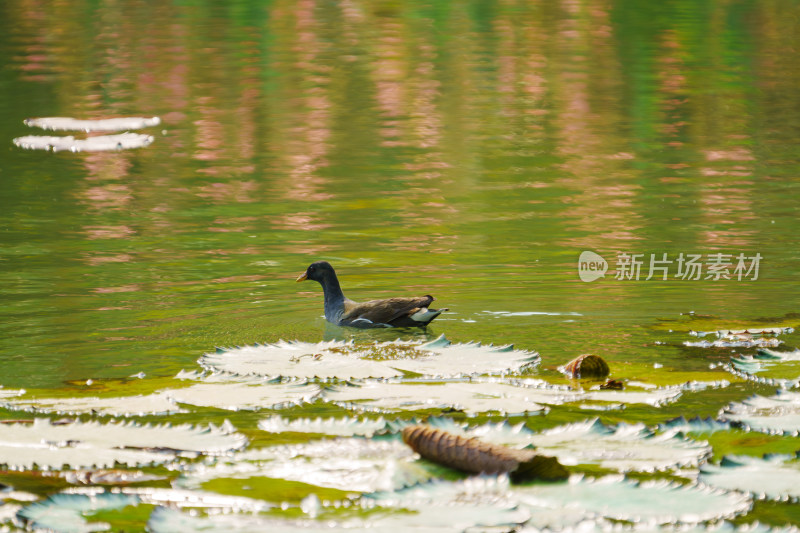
[296,261,336,284]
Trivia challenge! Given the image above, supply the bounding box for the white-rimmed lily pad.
[183,437,430,494]
[201,342,403,380]
[581,386,683,407]
[258,416,388,437]
[17,492,139,533]
[658,416,732,434]
[526,419,711,472]
[363,476,530,531]
[323,378,688,416]
[7,392,183,417]
[700,454,800,501]
[684,338,782,349]
[0,387,25,400]
[23,116,161,132]
[392,417,538,449]
[122,487,272,511]
[690,328,794,338]
[13,133,155,152]
[0,419,247,470]
[148,482,530,533]
[719,390,800,435]
[322,380,568,415]
[200,336,539,381]
[512,476,751,524]
[166,378,322,411]
[726,349,800,388]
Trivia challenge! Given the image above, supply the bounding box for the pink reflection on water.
[84,254,135,266]
[93,285,140,293]
[196,181,258,203]
[270,212,332,232]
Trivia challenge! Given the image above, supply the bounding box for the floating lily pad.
[23,116,161,131]
[123,487,272,511]
[322,380,563,415]
[7,377,320,415]
[527,419,711,472]
[512,476,751,524]
[0,419,247,470]
[0,387,25,400]
[658,416,732,434]
[17,492,139,533]
[392,417,538,448]
[200,336,539,381]
[13,133,155,152]
[323,378,687,416]
[700,454,800,501]
[364,476,530,530]
[720,390,800,435]
[580,385,684,407]
[165,378,322,411]
[691,328,794,338]
[7,392,183,417]
[685,338,783,349]
[258,416,388,437]
[726,349,800,388]
[148,479,530,533]
[183,438,430,494]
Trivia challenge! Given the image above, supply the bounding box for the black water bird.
[296,261,447,328]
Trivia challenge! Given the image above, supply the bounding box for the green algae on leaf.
[700,454,800,501]
[0,419,247,470]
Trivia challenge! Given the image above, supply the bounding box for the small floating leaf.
[23,116,161,132]
[13,133,155,152]
[700,454,800,501]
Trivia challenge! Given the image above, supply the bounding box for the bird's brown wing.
[341,295,434,325]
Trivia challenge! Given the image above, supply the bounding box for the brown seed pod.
[599,379,624,390]
[401,425,568,483]
[562,354,610,378]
